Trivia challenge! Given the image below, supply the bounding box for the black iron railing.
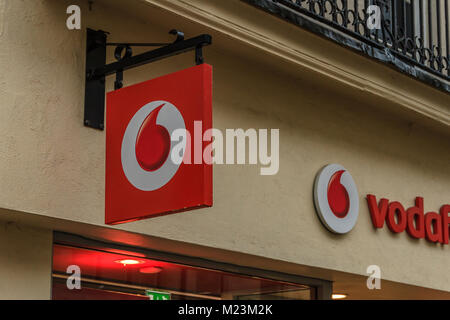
[243,0,450,92]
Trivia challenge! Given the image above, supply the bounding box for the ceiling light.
[115,259,144,266]
[140,266,163,274]
[332,293,347,300]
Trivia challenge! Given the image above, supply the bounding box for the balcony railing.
[243,0,450,93]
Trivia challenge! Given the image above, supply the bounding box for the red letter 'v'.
[366,194,389,228]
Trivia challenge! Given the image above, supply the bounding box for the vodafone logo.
[121,100,186,191]
[313,164,359,234]
[105,64,212,225]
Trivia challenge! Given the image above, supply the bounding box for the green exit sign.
[145,290,171,300]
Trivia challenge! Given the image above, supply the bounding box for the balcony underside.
[243,0,450,94]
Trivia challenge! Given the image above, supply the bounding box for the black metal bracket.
[84,29,212,130]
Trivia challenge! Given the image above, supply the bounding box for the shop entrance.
[52,232,330,300]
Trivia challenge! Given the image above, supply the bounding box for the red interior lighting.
[114,259,144,266]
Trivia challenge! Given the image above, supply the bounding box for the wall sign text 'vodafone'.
[367,195,450,245]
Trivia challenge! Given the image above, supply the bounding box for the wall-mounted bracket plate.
[83,28,212,131]
[84,28,107,130]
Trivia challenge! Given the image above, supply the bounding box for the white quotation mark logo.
[121,100,186,191]
[366,5,381,30]
[66,265,81,290]
[66,5,81,30]
[366,265,381,290]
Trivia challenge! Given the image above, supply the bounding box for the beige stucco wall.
[0,0,449,295]
[0,221,52,299]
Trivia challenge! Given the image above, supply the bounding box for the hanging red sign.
[105,64,213,225]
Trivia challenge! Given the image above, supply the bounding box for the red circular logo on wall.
[313,164,359,234]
